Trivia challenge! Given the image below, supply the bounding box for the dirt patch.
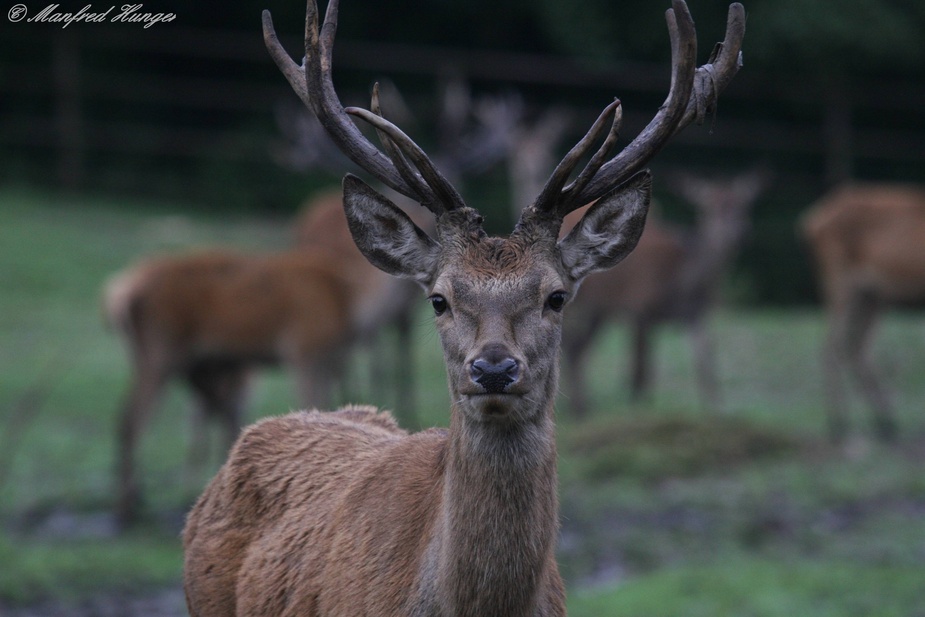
[566,414,801,482]
[2,587,186,617]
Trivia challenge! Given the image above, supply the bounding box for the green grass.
[0,532,182,606]
[568,558,925,617]
[1,187,924,613]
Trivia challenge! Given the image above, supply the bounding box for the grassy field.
[1,187,923,615]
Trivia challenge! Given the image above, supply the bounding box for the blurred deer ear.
[558,171,651,281]
[342,174,440,288]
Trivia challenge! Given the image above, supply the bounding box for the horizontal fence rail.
[3,26,924,186]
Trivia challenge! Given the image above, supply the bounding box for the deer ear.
[343,174,440,288]
[558,170,651,281]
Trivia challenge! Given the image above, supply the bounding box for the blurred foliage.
[0,533,182,607]
[746,0,925,73]
[537,0,925,74]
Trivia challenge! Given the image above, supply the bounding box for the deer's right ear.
[557,170,652,282]
[343,174,440,288]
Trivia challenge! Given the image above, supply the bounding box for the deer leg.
[392,311,418,427]
[689,317,722,413]
[336,339,360,405]
[629,319,654,404]
[292,351,344,411]
[844,295,897,441]
[366,333,385,402]
[185,363,251,494]
[185,390,210,497]
[561,314,603,418]
[116,362,167,528]
[219,367,250,451]
[821,303,851,443]
[184,363,214,495]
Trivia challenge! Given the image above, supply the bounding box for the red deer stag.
[182,0,744,614]
[801,182,925,442]
[562,168,769,416]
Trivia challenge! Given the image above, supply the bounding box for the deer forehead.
[435,236,567,302]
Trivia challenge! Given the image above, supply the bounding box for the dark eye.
[546,291,567,312]
[430,294,448,316]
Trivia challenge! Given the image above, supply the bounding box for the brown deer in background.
[801,183,925,442]
[561,168,769,416]
[182,0,745,614]
[104,237,410,526]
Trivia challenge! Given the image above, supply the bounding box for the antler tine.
[532,99,621,216]
[366,83,437,209]
[263,0,454,209]
[347,105,467,214]
[676,2,746,129]
[561,101,623,201]
[262,10,308,104]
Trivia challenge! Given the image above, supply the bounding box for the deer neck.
[427,386,560,616]
[678,223,743,302]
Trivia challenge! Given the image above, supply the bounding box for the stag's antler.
[263,0,745,225]
[262,1,464,215]
[529,0,745,220]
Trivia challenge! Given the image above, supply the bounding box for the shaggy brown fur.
[184,405,563,616]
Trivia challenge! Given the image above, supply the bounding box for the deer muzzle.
[469,356,520,394]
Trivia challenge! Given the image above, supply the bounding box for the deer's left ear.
[558,170,651,281]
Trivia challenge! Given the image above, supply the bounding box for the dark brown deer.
[182,0,745,614]
[801,182,925,442]
[562,168,769,416]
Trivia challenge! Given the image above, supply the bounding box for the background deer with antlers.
[182,0,745,614]
[801,182,925,442]
[562,168,770,416]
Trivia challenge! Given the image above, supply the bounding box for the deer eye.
[429,294,449,316]
[546,291,567,312]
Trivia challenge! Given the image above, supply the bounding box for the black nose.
[470,357,519,394]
